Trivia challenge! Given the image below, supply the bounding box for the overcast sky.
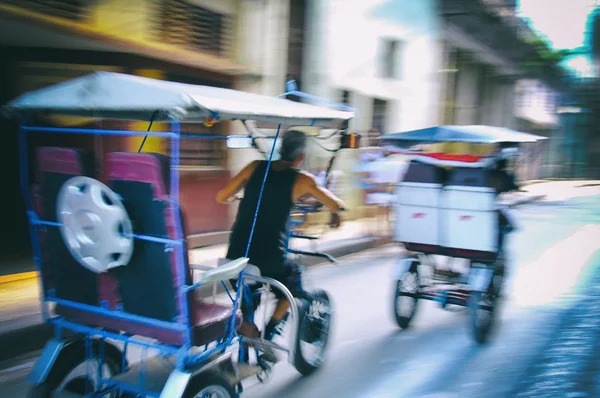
[518,0,596,49]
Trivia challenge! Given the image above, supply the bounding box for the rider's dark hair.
[280,129,307,162]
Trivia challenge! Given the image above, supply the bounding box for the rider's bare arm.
[293,171,345,212]
[216,160,260,204]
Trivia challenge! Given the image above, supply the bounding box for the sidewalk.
[0,218,389,362]
[521,179,600,203]
[0,187,553,362]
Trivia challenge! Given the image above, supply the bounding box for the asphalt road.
[1,195,599,398]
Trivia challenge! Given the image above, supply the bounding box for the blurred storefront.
[290,0,442,222]
[439,0,525,128]
[438,0,567,181]
[514,79,560,180]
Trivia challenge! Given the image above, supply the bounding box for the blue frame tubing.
[18,117,284,372]
[18,119,50,322]
[18,122,195,363]
[18,87,350,396]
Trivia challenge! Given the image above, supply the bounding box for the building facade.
[514,79,560,179]
[0,0,291,272]
[301,0,443,135]
[439,0,565,181]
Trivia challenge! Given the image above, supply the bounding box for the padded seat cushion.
[98,152,241,345]
[36,147,99,305]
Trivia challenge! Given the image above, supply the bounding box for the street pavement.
[0,191,599,397]
[239,196,600,398]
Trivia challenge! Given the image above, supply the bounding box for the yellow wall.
[129,69,168,154]
[88,0,236,57]
[90,0,154,42]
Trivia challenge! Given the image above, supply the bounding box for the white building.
[301,0,443,136]
[515,79,559,127]
[514,79,560,179]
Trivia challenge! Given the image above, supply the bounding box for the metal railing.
[152,0,232,56]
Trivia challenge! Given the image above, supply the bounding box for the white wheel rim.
[57,176,133,273]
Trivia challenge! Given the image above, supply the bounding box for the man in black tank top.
[217,130,345,340]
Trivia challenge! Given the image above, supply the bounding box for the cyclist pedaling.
[216,129,345,347]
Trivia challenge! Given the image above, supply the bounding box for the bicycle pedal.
[258,354,276,370]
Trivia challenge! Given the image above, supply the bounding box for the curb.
[0,271,38,285]
[0,235,391,361]
[0,323,53,363]
[504,194,546,208]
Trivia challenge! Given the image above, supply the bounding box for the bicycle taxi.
[3,72,355,397]
[381,125,546,343]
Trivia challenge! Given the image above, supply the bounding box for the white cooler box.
[441,173,499,254]
[395,182,442,247]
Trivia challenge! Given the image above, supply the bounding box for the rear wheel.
[470,268,503,344]
[184,371,237,398]
[393,260,420,329]
[294,289,332,375]
[28,339,123,398]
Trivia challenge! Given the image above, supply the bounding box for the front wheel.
[184,371,237,398]
[469,269,503,344]
[393,260,420,329]
[294,289,332,375]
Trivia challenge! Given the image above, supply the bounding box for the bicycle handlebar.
[291,203,322,214]
[290,233,319,240]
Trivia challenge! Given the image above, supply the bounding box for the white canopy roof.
[4,72,354,127]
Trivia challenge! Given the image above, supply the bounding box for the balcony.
[0,0,88,21]
[153,0,232,57]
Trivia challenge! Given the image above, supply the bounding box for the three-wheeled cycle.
[381,125,546,343]
[3,71,355,397]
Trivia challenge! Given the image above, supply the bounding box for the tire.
[183,371,237,398]
[393,260,420,329]
[28,339,123,398]
[469,269,503,344]
[294,289,332,376]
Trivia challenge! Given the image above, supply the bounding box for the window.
[516,88,526,108]
[371,99,388,136]
[287,0,307,83]
[7,0,87,21]
[379,39,402,79]
[339,90,350,105]
[156,0,230,56]
[165,123,227,168]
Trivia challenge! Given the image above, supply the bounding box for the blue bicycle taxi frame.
[3,71,354,397]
